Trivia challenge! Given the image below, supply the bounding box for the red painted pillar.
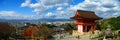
[94,25,96,31]
[85,26,87,32]
[78,25,83,33]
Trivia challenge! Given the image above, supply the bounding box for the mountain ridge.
[0,18,74,22]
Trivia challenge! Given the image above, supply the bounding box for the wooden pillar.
[85,26,87,32]
[91,26,94,32]
[94,25,96,31]
[91,25,94,32]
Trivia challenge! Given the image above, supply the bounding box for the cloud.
[21,0,73,14]
[0,11,38,19]
[57,7,63,11]
[46,12,54,17]
[21,0,120,19]
[67,0,120,18]
[21,0,31,7]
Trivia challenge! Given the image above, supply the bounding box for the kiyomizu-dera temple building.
[71,10,102,33]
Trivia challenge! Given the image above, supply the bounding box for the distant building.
[71,10,102,33]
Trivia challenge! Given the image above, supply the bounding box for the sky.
[0,0,120,19]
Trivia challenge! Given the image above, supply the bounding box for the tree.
[101,16,120,30]
[38,26,54,38]
[101,20,110,30]
[36,24,55,39]
[64,23,74,31]
[108,16,120,30]
[0,22,15,40]
[63,23,75,34]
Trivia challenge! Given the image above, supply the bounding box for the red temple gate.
[71,10,102,33]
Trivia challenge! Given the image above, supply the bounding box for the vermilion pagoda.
[71,10,102,33]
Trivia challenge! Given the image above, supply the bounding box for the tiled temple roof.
[71,10,102,19]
